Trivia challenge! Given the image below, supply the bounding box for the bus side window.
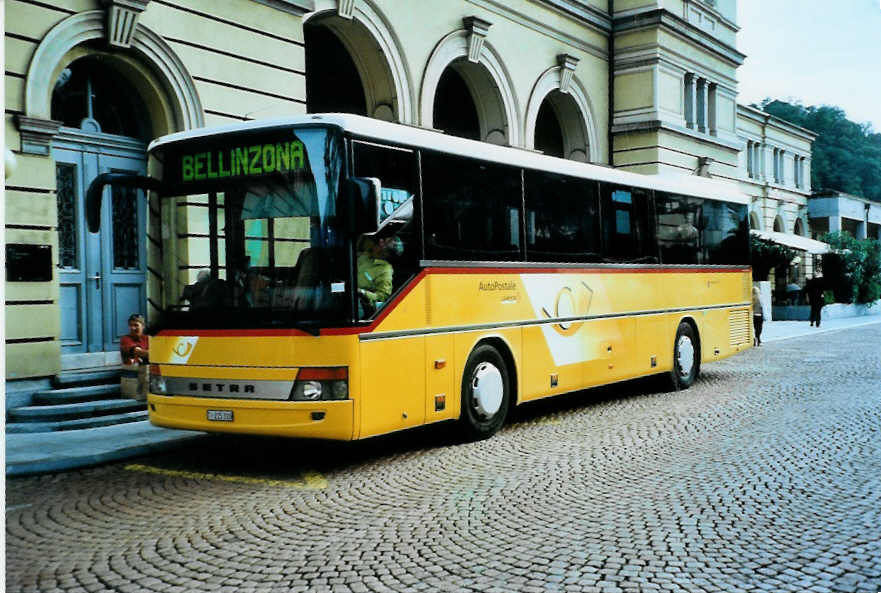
[600,183,655,263]
[422,151,523,262]
[656,191,702,264]
[524,170,601,263]
[352,140,420,293]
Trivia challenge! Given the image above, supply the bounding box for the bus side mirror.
[343,177,381,235]
[86,173,160,233]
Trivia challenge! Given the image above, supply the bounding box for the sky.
[736,0,881,132]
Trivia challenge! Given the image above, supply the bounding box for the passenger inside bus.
[356,234,402,317]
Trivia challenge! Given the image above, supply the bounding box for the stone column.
[696,78,707,133]
[684,74,696,129]
[707,83,717,136]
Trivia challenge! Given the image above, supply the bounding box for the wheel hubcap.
[677,335,695,378]
[471,362,503,418]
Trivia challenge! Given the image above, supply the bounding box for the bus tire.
[669,321,700,390]
[458,344,510,441]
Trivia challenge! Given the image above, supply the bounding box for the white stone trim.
[23,10,203,130]
[419,28,520,146]
[308,0,414,124]
[523,64,598,162]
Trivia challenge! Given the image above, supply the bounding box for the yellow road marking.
[124,463,327,489]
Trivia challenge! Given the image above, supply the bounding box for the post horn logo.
[541,282,594,336]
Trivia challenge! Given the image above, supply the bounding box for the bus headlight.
[290,367,349,401]
[149,365,167,394]
[292,380,322,401]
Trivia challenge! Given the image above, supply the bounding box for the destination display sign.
[180,140,306,182]
[154,126,339,196]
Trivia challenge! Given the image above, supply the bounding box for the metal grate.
[729,308,751,347]
[56,163,78,268]
[112,181,139,269]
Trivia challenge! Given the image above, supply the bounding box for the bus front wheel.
[458,344,510,441]
[669,321,700,390]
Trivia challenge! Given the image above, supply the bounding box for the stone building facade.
[4,0,807,384]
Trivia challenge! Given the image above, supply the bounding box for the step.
[6,421,206,477]
[7,399,146,423]
[53,368,122,389]
[6,410,149,433]
[33,383,121,406]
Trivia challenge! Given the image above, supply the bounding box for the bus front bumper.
[147,394,354,440]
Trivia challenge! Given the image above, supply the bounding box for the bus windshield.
[153,126,349,330]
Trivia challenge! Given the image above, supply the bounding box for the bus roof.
[149,113,748,205]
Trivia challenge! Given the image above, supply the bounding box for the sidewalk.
[761,315,881,343]
[5,421,205,477]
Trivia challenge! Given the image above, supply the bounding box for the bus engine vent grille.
[728,309,750,347]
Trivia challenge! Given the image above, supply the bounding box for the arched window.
[749,211,760,230]
[51,56,150,140]
[773,216,784,233]
[794,218,805,237]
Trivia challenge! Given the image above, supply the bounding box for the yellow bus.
[88,114,753,441]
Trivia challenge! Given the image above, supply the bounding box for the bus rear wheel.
[458,344,510,441]
[669,321,700,390]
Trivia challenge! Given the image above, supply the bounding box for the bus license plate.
[207,409,234,422]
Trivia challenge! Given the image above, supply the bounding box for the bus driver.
[356,235,402,315]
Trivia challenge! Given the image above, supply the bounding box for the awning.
[750,230,830,254]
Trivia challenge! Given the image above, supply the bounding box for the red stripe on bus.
[425,266,751,275]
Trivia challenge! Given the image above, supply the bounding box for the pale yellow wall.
[370,0,609,159]
[4,0,308,378]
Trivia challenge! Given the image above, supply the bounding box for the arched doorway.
[433,65,481,141]
[420,28,519,146]
[52,56,150,359]
[431,59,510,144]
[304,24,367,116]
[534,99,565,158]
[303,7,411,122]
[524,66,596,162]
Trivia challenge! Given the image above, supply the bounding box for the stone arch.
[24,10,203,135]
[420,29,520,146]
[749,210,761,231]
[773,215,785,233]
[524,66,598,162]
[307,0,413,123]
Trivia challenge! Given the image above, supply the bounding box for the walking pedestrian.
[752,286,763,346]
[806,276,825,327]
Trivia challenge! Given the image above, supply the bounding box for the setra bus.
[87,113,753,441]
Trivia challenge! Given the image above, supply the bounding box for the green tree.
[760,100,881,203]
[820,231,881,304]
[750,235,796,281]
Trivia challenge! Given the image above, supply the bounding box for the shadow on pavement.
[140,373,677,480]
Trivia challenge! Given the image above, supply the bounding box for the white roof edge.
[751,229,830,255]
[150,114,749,205]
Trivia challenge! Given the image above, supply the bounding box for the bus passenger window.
[600,183,655,263]
[524,170,600,262]
[656,192,702,264]
[422,151,523,262]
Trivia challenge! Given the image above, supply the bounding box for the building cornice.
[611,119,742,152]
[736,103,818,142]
[251,0,314,16]
[534,0,611,33]
[614,8,745,68]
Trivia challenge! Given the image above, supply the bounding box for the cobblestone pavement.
[7,325,881,593]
